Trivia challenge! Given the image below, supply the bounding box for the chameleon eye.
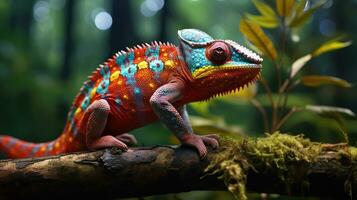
[206,42,231,65]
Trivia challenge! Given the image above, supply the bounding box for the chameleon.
[0,29,262,159]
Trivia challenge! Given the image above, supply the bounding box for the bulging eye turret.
[206,42,231,65]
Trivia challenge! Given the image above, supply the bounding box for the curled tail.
[0,135,59,159]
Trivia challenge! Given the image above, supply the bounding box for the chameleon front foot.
[180,134,219,158]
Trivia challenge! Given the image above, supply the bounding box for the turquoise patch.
[187,47,212,73]
[100,65,110,78]
[121,64,137,78]
[116,54,126,65]
[134,87,141,95]
[97,65,111,95]
[145,46,160,59]
[127,52,135,62]
[231,50,250,63]
[178,29,213,43]
[81,82,93,94]
[97,79,110,95]
[149,60,164,72]
[115,98,122,106]
[81,96,90,110]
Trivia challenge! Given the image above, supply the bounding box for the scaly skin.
[0,29,262,159]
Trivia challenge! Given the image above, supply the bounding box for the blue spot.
[100,65,110,78]
[158,89,169,96]
[150,60,164,72]
[134,87,141,95]
[81,96,91,110]
[133,87,144,114]
[127,52,135,62]
[67,109,74,120]
[72,126,78,137]
[6,138,17,148]
[97,78,110,95]
[121,64,137,78]
[80,82,93,94]
[116,54,126,65]
[31,145,40,155]
[145,46,160,59]
[47,142,54,151]
[115,98,122,106]
[96,65,111,96]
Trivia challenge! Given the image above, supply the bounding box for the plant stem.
[275,107,301,130]
[274,15,290,132]
[280,80,300,115]
[259,76,276,132]
[250,98,270,132]
[259,76,274,106]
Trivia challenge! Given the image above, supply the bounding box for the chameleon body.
[0,29,262,159]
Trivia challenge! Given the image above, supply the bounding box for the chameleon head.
[178,29,263,99]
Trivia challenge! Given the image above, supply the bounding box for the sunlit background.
[0,0,356,199]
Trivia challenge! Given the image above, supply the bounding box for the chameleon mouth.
[192,64,262,79]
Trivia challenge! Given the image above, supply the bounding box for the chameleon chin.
[0,29,262,159]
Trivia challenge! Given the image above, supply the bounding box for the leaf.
[189,116,244,136]
[301,75,352,88]
[240,18,278,61]
[289,0,326,28]
[312,40,352,57]
[252,0,277,19]
[305,105,356,119]
[246,14,279,28]
[305,105,355,142]
[189,101,212,116]
[290,54,312,78]
[276,0,295,17]
[295,0,307,17]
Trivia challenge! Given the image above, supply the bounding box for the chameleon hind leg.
[85,99,128,151]
[114,133,137,146]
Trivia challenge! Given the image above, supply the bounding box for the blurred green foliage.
[0,0,356,199]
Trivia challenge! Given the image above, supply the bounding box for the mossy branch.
[0,133,356,199]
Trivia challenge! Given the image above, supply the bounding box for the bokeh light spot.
[33,0,50,22]
[140,0,165,17]
[94,11,112,31]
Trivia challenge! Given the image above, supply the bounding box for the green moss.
[350,147,357,161]
[206,137,248,200]
[206,132,353,199]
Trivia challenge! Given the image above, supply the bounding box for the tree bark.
[60,0,76,81]
[0,134,356,199]
[109,0,137,57]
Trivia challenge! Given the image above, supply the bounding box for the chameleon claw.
[180,134,219,159]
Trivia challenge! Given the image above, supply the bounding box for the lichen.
[205,132,347,199]
[205,137,248,200]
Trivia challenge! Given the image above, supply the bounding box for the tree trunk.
[159,0,170,42]
[109,0,137,57]
[60,0,76,81]
[0,133,355,199]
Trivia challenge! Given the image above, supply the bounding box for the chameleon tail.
[0,135,58,159]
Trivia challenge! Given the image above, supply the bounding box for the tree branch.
[0,134,356,199]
